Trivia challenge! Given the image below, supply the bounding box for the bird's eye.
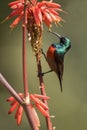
[60,37,66,44]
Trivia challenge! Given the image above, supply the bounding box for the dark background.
[0,0,87,130]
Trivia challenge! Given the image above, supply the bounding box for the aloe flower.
[6,93,24,125]
[5,0,63,60]
[6,0,62,28]
[6,93,50,126]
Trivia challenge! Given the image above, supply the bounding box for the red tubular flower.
[6,93,50,126]
[30,94,50,117]
[15,105,23,125]
[33,94,50,100]
[6,0,62,28]
[4,0,63,60]
[6,93,24,126]
[36,104,49,117]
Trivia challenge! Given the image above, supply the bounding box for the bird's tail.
[57,73,63,92]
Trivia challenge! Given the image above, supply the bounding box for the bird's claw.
[37,72,44,77]
[37,70,53,77]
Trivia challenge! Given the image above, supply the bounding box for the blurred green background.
[0,0,87,130]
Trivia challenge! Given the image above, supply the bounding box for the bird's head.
[49,30,71,51]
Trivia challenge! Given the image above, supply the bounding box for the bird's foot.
[37,70,53,77]
[37,72,44,77]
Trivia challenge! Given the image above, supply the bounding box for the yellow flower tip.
[10,28,14,32]
[10,23,18,29]
[61,18,66,23]
[54,22,60,27]
[53,126,56,130]
[10,25,15,30]
[48,24,52,29]
[48,27,52,32]
[0,16,9,24]
[10,24,14,28]
[22,24,26,28]
[61,10,68,14]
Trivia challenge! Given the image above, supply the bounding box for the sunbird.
[42,31,71,92]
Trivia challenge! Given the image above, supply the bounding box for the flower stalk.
[22,104,39,130]
[22,0,39,129]
[0,73,23,104]
[36,58,53,130]
[22,0,29,98]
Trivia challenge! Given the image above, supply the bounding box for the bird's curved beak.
[48,30,61,39]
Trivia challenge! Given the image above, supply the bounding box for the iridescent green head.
[49,30,71,52]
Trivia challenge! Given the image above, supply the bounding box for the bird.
[42,31,71,92]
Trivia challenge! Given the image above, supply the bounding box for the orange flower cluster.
[30,94,50,117]
[6,0,62,28]
[6,93,50,126]
[6,93,23,125]
[4,0,63,59]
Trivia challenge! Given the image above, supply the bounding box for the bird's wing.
[54,50,64,75]
[54,51,64,92]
